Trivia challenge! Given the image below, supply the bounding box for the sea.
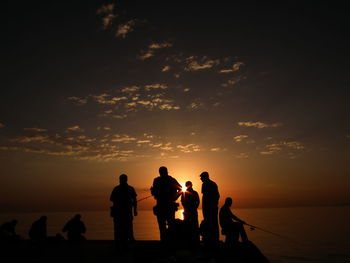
[1,206,350,263]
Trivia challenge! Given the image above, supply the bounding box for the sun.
[181,183,187,192]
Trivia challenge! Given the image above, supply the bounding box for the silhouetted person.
[181,181,200,245]
[62,214,86,241]
[200,171,220,245]
[110,173,137,246]
[29,216,47,241]
[151,166,182,241]
[0,220,20,241]
[219,197,249,244]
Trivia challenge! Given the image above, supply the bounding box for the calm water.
[1,206,350,263]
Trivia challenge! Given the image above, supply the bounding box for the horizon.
[3,1,350,213]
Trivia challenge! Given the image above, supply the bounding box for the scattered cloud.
[233,135,248,142]
[97,4,118,30]
[149,42,172,49]
[210,147,227,152]
[24,128,48,132]
[260,141,305,156]
[184,56,220,71]
[138,42,173,60]
[67,96,87,105]
[221,76,246,87]
[116,20,137,38]
[177,144,201,153]
[219,62,244,73]
[97,126,111,131]
[238,121,283,128]
[236,153,249,159]
[121,86,140,94]
[161,65,171,72]
[111,134,136,143]
[66,125,84,132]
[144,84,168,91]
[92,93,127,105]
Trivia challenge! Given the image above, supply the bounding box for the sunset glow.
[2,1,349,213]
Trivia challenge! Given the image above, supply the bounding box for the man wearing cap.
[200,171,220,245]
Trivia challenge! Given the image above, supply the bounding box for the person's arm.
[230,209,246,224]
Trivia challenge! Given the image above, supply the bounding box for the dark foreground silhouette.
[1,239,270,263]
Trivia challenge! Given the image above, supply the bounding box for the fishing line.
[245,223,301,245]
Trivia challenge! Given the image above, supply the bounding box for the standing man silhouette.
[110,174,138,247]
[181,181,200,244]
[200,171,220,245]
[151,166,182,241]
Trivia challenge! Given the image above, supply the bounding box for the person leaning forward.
[150,166,182,241]
[110,174,137,246]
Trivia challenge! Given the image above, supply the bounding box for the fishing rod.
[244,223,300,244]
[137,195,153,202]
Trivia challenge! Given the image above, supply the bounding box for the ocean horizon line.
[1,203,349,214]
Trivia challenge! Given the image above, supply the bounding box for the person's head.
[185,181,193,190]
[39,216,47,222]
[11,219,18,226]
[159,166,168,177]
[200,171,209,182]
[74,214,81,220]
[224,197,233,207]
[119,174,128,184]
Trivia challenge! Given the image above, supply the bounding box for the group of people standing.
[1,166,248,247]
[110,166,249,248]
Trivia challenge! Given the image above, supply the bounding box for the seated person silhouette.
[0,219,20,241]
[29,216,47,241]
[219,197,249,244]
[62,214,86,241]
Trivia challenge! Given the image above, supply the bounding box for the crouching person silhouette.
[219,197,249,244]
[62,214,86,242]
[110,174,137,248]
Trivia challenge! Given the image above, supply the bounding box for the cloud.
[144,84,168,91]
[219,62,244,73]
[138,42,173,60]
[24,128,48,132]
[0,146,79,157]
[97,4,118,30]
[92,93,127,105]
[139,51,154,60]
[221,76,246,87]
[148,42,172,49]
[238,121,283,128]
[68,96,87,105]
[210,147,227,152]
[236,153,249,159]
[0,123,5,128]
[121,86,140,94]
[260,141,305,156]
[11,135,49,143]
[233,135,248,142]
[97,126,111,131]
[177,144,201,153]
[184,56,220,71]
[161,65,171,72]
[111,134,136,143]
[66,125,84,132]
[116,20,137,38]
